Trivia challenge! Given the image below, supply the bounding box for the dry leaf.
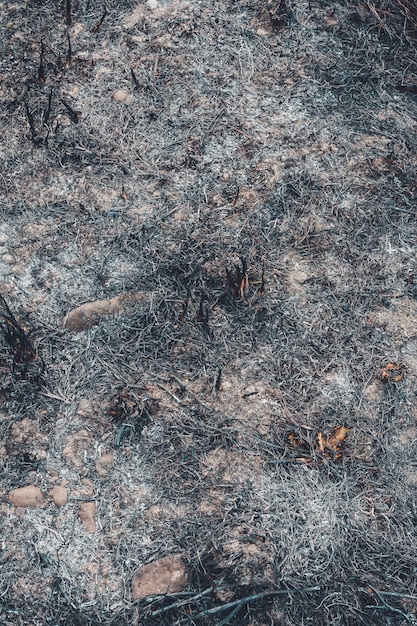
[288,432,303,447]
[380,362,404,383]
[325,426,350,456]
[328,426,350,445]
[317,431,326,452]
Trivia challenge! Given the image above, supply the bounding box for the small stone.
[132,554,188,600]
[79,501,97,533]
[15,507,27,516]
[95,452,114,477]
[146,0,158,9]
[9,486,45,508]
[112,89,130,103]
[49,486,68,507]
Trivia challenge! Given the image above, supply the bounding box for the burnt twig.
[38,41,46,84]
[66,0,71,25]
[91,8,107,34]
[66,32,72,68]
[61,99,81,123]
[0,296,40,370]
[43,89,53,126]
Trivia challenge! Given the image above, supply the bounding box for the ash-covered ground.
[1,1,417,624]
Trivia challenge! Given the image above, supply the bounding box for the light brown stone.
[131,554,188,600]
[95,452,114,477]
[15,507,26,516]
[79,501,97,533]
[9,486,45,508]
[112,89,130,102]
[63,292,149,333]
[49,485,68,507]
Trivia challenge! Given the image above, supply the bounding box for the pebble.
[95,452,114,477]
[79,501,97,533]
[49,486,68,507]
[112,89,130,103]
[132,554,188,600]
[9,485,45,508]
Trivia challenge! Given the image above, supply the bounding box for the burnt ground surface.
[1,1,417,625]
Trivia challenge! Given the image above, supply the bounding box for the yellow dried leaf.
[332,426,350,444]
[288,432,302,447]
[326,426,350,453]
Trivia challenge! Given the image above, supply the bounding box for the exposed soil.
[1,1,417,625]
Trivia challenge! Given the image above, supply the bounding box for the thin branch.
[186,587,321,621]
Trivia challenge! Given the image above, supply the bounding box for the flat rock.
[79,501,97,533]
[9,485,45,508]
[63,292,149,333]
[132,554,188,600]
[49,485,68,507]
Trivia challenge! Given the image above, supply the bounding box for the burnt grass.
[1,1,417,625]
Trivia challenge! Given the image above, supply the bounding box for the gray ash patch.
[1,1,417,625]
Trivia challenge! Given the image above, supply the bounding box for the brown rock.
[9,485,45,508]
[63,292,149,333]
[79,501,97,533]
[132,554,188,600]
[95,452,114,477]
[49,485,68,507]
